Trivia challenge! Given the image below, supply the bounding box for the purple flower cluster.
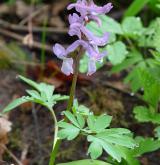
[53,0,113,75]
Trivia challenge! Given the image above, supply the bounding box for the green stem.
[67,49,82,111]
[49,139,61,165]
[49,108,59,165]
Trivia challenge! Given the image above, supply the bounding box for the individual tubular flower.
[80,26,109,46]
[67,0,113,18]
[53,40,86,76]
[53,44,73,75]
[68,15,109,46]
[67,0,112,33]
[88,58,96,75]
[68,13,83,38]
[61,58,73,76]
[86,44,107,75]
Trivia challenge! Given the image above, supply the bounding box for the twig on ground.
[0,144,23,165]
[19,5,49,25]
[0,27,52,52]
[0,19,68,34]
[20,144,29,162]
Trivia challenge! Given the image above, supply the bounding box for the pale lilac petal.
[68,13,83,25]
[68,23,81,38]
[53,44,66,59]
[81,26,109,46]
[68,28,81,38]
[68,0,88,16]
[100,3,113,13]
[88,3,113,14]
[88,15,102,27]
[90,32,109,46]
[68,13,78,24]
[67,1,113,15]
[68,14,83,38]
[66,40,81,53]
[61,58,73,75]
[87,58,96,75]
[86,44,107,61]
[66,40,88,53]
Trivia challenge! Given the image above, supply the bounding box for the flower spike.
[53,0,112,75]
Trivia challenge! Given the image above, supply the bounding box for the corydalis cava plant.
[53,0,113,75]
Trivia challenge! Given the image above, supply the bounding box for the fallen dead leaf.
[42,77,64,88]
[0,4,10,15]
[0,117,12,160]
[23,34,33,47]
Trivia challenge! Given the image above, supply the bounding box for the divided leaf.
[139,68,160,108]
[3,76,68,113]
[58,110,137,163]
[111,50,143,73]
[87,114,112,133]
[96,132,136,148]
[124,66,143,92]
[58,111,87,141]
[93,115,112,132]
[63,111,81,128]
[107,137,160,165]
[154,126,160,139]
[19,75,39,91]
[133,106,160,124]
[77,105,90,116]
[58,121,80,140]
[107,41,128,65]
[122,17,145,37]
[26,90,42,100]
[87,128,137,162]
[3,97,29,113]
[133,137,160,156]
[76,113,85,129]
[100,15,123,35]
[87,15,122,35]
[87,141,103,159]
[87,135,121,162]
